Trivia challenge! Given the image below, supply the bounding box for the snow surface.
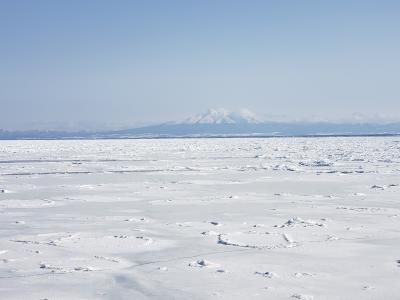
[0,137,399,299]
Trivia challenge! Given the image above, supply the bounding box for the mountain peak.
[178,108,263,124]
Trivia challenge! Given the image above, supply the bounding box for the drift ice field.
[0,137,399,299]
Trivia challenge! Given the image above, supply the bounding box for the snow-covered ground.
[0,137,399,299]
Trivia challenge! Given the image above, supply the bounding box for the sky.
[1,0,400,130]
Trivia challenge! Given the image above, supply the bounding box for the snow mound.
[189,259,220,268]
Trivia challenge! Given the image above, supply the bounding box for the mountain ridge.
[174,108,263,124]
[1,109,400,139]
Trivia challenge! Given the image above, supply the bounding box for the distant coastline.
[1,132,399,141]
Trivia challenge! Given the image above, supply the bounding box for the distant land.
[1,109,400,140]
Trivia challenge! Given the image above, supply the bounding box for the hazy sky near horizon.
[1,1,400,130]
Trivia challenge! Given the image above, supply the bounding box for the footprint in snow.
[113,235,128,239]
[201,230,219,236]
[255,271,278,278]
[371,185,385,190]
[210,221,221,226]
[216,269,228,273]
[292,294,314,300]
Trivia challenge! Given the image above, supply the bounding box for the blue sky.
[1,1,400,130]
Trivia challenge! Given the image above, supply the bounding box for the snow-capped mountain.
[178,108,263,124]
[2,108,400,139]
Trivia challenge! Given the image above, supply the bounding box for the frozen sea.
[0,137,399,299]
